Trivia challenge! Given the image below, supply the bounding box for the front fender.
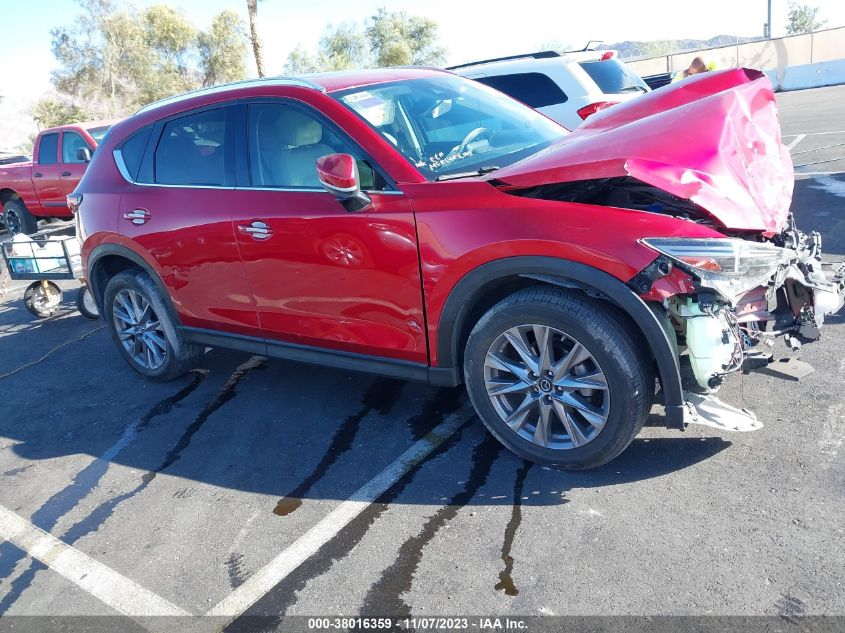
[435,256,685,429]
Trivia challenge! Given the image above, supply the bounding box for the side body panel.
[406,180,723,367]
[232,188,426,362]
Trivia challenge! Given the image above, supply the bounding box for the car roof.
[449,50,618,74]
[134,67,451,116]
[41,120,118,134]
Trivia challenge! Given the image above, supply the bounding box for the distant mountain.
[591,34,763,58]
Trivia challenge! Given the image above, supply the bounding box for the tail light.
[600,51,616,61]
[577,101,620,120]
[66,193,83,214]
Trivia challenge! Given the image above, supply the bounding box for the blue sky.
[1,0,845,147]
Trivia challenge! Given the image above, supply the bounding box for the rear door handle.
[33,173,42,178]
[238,221,273,240]
[61,171,71,177]
[123,209,150,225]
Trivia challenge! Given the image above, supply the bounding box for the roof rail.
[134,75,324,115]
[446,50,561,71]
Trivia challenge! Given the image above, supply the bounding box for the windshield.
[578,59,649,94]
[86,126,111,144]
[335,75,566,179]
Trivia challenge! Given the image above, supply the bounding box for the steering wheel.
[454,127,489,155]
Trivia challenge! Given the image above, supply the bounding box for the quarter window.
[247,103,385,190]
[38,133,59,165]
[473,73,568,108]
[62,131,90,163]
[154,108,229,186]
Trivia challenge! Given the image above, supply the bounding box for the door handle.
[61,171,71,177]
[33,173,42,178]
[238,221,273,240]
[123,209,150,225]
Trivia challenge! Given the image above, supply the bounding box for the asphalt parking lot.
[0,85,843,630]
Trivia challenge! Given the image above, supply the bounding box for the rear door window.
[578,59,649,94]
[154,108,231,186]
[473,73,567,108]
[119,126,152,181]
[38,133,59,165]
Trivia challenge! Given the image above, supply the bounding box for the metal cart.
[1,233,98,319]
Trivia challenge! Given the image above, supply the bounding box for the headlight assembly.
[642,237,792,301]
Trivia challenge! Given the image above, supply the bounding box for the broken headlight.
[642,237,792,301]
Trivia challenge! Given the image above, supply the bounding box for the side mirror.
[76,147,92,163]
[315,153,371,212]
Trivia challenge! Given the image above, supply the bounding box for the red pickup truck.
[0,121,114,234]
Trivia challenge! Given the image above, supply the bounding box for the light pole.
[768,0,773,38]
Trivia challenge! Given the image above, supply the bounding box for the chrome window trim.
[113,150,402,195]
[113,149,133,182]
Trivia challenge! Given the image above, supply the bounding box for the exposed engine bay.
[655,217,844,394]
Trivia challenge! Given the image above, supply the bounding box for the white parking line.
[0,504,190,617]
[787,134,807,150]
[783,130,845,137]
[207,411,468,619]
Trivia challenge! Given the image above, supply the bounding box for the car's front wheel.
[103,269,203,381]
[464,287,653,470]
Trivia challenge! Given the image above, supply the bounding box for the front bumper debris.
[682,392,762,432]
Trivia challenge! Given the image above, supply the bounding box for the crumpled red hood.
[489,68,794,234]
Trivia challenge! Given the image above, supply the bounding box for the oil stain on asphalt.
[225,394,475,628]
[494,461,532,597]
[273,377,405,517]
[360,433,503,617]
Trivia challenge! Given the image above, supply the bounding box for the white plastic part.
[680,301,736,390]
[683,392,762,432]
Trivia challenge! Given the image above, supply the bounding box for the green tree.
[366,8,445,67]
[318,22,368,70]
[786,2,828,35]
[284,46,321,74]
[284,22,368,74]
[49,0,247,118]
[32,96,91,130]
[198,10,248,86]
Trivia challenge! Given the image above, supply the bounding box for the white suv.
[450,50,650,130]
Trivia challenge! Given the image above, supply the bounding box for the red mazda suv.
[74,67,844,469]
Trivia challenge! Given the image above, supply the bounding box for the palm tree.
[246,0,265,77]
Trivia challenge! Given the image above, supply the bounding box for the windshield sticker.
[424,149,474,171]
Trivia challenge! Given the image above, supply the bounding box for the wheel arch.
[435,256,685,428]
[0,188,21,206]
[87,244,180,323]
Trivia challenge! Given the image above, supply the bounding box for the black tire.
[3,199,38,235]
[76,285,100,320]
[463,287,653,470]
[103,269,203,381]
[24,281,63,318]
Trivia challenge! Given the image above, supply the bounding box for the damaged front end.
[639,219,844,430]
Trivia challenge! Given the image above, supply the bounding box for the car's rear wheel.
[103,269,202,381]
[463,287,652,470]
[3,199,38,235]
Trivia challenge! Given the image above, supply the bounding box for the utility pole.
[767,0,773,38]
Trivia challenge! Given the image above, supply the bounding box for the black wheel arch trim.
[87,243,180,322]
[435,256,685,429]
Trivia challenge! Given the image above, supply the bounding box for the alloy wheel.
[112,289,167,370]
[484,324,610,450]
[4,208,21,234]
